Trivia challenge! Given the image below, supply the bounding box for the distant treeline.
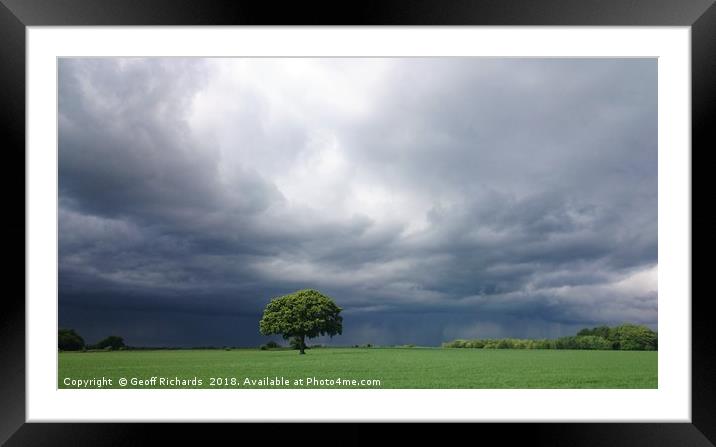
[58,329,254,351]
[60,323,657,352]
[442,324,657,351]
[59,328,280,351]
[58,329,128,351]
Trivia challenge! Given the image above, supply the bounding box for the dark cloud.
[59,58,657,347]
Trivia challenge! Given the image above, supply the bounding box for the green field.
[58,348,657,389]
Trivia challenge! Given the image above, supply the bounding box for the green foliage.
[574,324,657,350]
[531,339,554,349]
[91,335,126,350]
[608,324,658,351]
[442,324,657,351]
[259,289,342,354]
[58,328,85,351]
[554,335,612,350]
[443,338,553,349]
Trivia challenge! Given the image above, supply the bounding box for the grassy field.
[58,348,657,389]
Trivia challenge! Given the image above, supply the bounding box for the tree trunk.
[299,334,306,355]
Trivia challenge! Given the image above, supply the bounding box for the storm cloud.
[58,58,657,347]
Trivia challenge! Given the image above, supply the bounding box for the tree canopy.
[259,289,342,354]
[58,328,85,351]
[576,323,657,350]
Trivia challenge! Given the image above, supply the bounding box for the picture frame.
[4,0,711,444]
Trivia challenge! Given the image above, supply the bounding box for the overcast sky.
[58,58,657,347]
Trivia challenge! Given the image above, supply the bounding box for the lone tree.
[259,289,342,354]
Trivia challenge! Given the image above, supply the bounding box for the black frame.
[3,0,711,444]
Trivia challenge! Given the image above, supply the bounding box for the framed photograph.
[5,0,712,444]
